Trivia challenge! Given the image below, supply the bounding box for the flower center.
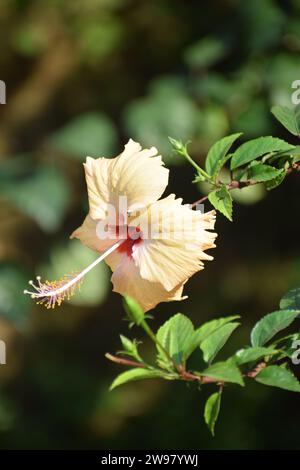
[117,226,143,257]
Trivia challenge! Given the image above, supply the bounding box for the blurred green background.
[0,0,300,450]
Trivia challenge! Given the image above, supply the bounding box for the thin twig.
[246,361,266,378]
[105,353,145,368]
[191,163,300,208]
[106,353,268,385]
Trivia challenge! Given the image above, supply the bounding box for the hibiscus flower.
[24,139,217,311]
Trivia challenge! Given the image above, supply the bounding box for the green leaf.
[251,310,300,347]
[205,133,242,176]
[234,346,278,365]
[247,162,284,182]
[255,365,300,392]
[270,333,300,360]
[156,313,195,366]
[0,263,31,328]
[123,296,145,326]
[184,37,226,69]
[280,288,300,310]
[194,316,240,345]
[200,361,244,386]
[271,105,300,136]
[168,137,186,154]
[208,186,233,221]
[119,335,142,361]
[230,136,294,170]
[124,77,198,163]
[120,335,136,353]
[110,368,165,390]
[292,149,300,163]
[41,240,109,307]
[0,167,71,232]
[265,168,286,190]
[200,322,240,363]
[204,391,221,436]
[48,112,117,158]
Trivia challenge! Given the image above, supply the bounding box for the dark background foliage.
[0,0,299,449]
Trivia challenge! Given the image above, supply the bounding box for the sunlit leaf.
[194,316,240,345]
[156,313,195,366]
[110,368,165,390]
[119,335,142,361]
[208,186,233,221]
[200,361,244,386]
[204,391,221,436]
[230,136,294,169]
[234,346,277,365]
[200,322,240,363]
[205,133,242,176]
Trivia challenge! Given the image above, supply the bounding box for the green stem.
[139,318,176,369]
[181,148,214,183]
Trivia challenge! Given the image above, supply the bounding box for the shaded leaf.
[255,365,300,392]
[271,105,300,136]
[184,37,226,69]
[124,78,198,162]
[265,168,286,190]
[0,264,31,327]
[0,167,71,232]
[247,162,284,182]
[48,112,117,158]
[270,333,300,360]
[251,310,300,347]
[280,287,300,310]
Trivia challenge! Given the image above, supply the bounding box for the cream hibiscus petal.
[106,250,187,312]
[70,214,118,253]
[131,195,217,291]
[84,139,169,220]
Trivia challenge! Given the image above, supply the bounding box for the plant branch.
[106,354,271,386]
[105,353,145,368]
[191,163,300,208]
